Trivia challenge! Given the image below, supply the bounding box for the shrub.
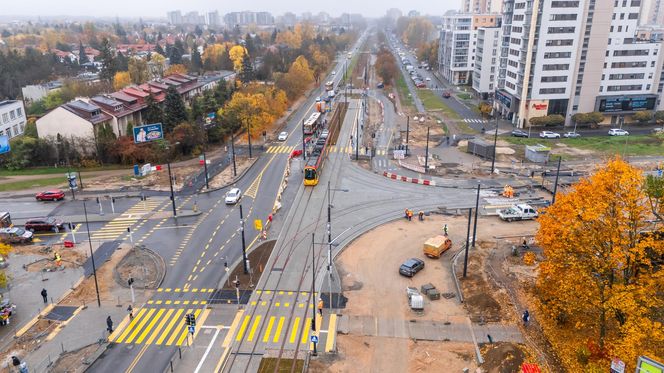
[633,110,653,123]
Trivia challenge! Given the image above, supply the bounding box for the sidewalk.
[11,209,202,226]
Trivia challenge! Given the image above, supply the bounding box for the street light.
[424,126,430,173]
[490,108,499,174]
[239,204,248,274]
[83,200,101,307]
[230,132,237,177]
[327,181,349,309]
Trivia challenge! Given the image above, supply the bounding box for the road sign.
[254,219,262,231]
[393,150,405,160]
[310,335,319,343]
[610,358,625,373]
[188,325,195,334]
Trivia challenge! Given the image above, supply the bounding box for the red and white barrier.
[383,171,436,186]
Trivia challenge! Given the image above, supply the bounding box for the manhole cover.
[44,305,79,321]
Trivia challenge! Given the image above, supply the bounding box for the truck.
[423,235,452,259]
[498,204,539,222]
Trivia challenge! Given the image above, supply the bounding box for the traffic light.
[127,277,134,287]
[185,313,192,325]
[190,313,196,327]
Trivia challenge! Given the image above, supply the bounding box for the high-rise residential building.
[473,26,503,98]
[495,0,664,127]
[463,0,504,13]
[224,11,274,26]
[167,10,183,25]
[386,8,403,21]
[279,12,297,26]
[408,10,421,17]
[207,11,220,27]
[438,13,501,85]
[183,11,205,24]
[641,0,664,25]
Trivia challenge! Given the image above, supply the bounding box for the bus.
[303,112,321,135]
[325,81,334,91]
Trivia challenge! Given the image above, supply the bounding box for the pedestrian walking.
[407,210,413,221]
[446,136,450,145]
[522,310,530,325]
[127,305,134,320]
[418,211,424,221]
[41,288,48,304]
[404,208,409,220]
[106,316,113,333]
[317,298,324,316]
[443,224,449,236]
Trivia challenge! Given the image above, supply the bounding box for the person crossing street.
[41,288,48,304]
[106,316,113,333]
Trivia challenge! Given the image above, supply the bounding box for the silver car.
[225,188,242,205]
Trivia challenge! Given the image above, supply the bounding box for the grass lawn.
[417,89,461,120]
[0,177,66,192]
[395,72,415,111]
[504,135,664,156]
[0,165,125,177]
[457,92,472,100]
[257,358,304,373]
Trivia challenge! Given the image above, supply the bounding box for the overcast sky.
[3,0,458,19]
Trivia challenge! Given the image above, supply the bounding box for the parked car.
[651,127,664,134]
[498,204,539,222]
[25,217,64,232]
[539,131,561,139]
[225,188,242,205]
[416,82,426,88]
[399,258,425,277]
[511,129,529,138]
[0,227,33,244]
[425,77,431,81]
[376,82,384,88]
[277,131,288,141]
[608,128,629,136]
[35,190,65,201]
[563,132,581,138]
[442,91,451,98]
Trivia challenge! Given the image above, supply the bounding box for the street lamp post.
[424,127,430,173]
[552,156,562,205]
[239,205,248,274]
[202,151,209,189]
[463,208,472,278]
[355,116,359,161]
[405,116,410,156]
[83,201,101,307]
[167,162,177,217]
[491,112,499,174]
[472,183,480,247]
[326,181,348,310]
[246,119,252,159]
[230,132,237,177]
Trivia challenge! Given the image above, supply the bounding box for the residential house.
[0,100,27,139]
[36,100,113,152]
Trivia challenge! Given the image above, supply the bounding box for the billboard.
[0,135,9,155]
[133,123,164,144]
[597,95,657,113]
[205,112,216,125]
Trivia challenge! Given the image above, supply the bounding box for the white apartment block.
[473,27,502,98]
[439,13,501,85]
[0,100,27,139]
[463,0,505,13]
[496,0,664,128]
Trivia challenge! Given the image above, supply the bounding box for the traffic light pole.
[83,201,101,307]
[240,205,248,274]
[203,151,209,189]
[167,162,177,217]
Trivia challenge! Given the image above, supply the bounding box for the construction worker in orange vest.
[317,298,324,316]
[407,210,413,221]
[54,252,62,267]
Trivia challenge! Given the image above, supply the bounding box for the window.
[510,37,521,44]
[508,59,519,67]
[628,12,639,19]
[16,108,22,117]
[550,14,577,21]
[9,110,15,120]
[613,49,649,56]
[606,84,642,91]
[542,64,570,70]
[508,71,518,79]
[506,81,516,89]
[509,48,520,56]
[631,0,641,5]
[515,2,526,8]
[512,26,523,33]
[514,14,525,21]
[12,125,18,136]
[622,0,627,6]
[2,113,7,123]
[544,51,572,58]
[545,39,574,46]
[548,26,576,33]
[541,75,568,82]
[609,73,645,79]
[620,13,625,20]
[611,61,647,68]
[539,87,566,94]
[551,0,579,6]
[618,26,622,32]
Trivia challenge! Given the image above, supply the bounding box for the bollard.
[170,361,174,372]
[179,347,182,359]
[61,341,65,353]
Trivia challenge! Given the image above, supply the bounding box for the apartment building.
[495,0,664,127]
[224,11,274,26]
[463,0,505,13]
[473,27,502,98]
[0,100,27,139]
[439,13,500,85]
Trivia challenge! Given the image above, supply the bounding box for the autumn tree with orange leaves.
[535,158,664,372]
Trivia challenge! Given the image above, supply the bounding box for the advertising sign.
[0,135,10,155]
[598,95,657,113]
[205,112,216,125]
[610,358,625,373]
[133,123,164,144]
[637,356,664,373]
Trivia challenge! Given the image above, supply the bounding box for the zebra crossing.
[108,307,210,345]
[463,118,488,124]
[89,199,163,241]
[266,145,354,154]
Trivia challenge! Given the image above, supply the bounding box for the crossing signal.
[185,313,196,327]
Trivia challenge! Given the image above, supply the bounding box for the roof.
[148,81,169,90]
[61,100,112,124]
[0,100,21,108]
[91,94,146,118]
[110,91,139,104]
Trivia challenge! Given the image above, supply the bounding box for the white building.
[36,100,113,150]
[473,27,502,99]
[496,0,664,127]
[21,81,62,103]
[439,13,500,85]
[0,100,27,139]
[167,11,183,25]
[463,0,504,13]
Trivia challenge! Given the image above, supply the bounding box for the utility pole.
[203,151,209,189]
[311,233,316,331]
[424,127,430,173]
[405,115,410,156]
[552,156,562,205]
[327,181,332,310]
[472,183,480,247]
[463,208,472,278]
[491,114,499,174]
[231,132,237,177]
[240,205,248,274]
[167,162,177,217]
[83,201,101,307]
[355,116,359,161]
[302,118,307,161]
[246,119,252,159]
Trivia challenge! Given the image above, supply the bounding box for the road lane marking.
[263,316,275,343]
[156,309,184,345]
[143,309,174,345]
[246,315,262,342]
[235,315,251,341]
[114,308,147,343]
[289,317,300,344]
[325,314,338,352]
[135,309,165,344]
[274,317,285,343]
[168,308,194,346]
[124,309,156,344]
[176,309,202,346]
[302,317,312,344]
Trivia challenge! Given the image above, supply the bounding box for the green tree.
[78,41,86,65]
[655,110,664,124]
[44,91,65,110]
[240,54,254,83]
[99,38,116,82]
[128,58,149,84]
[163,86,187,132]
[190,49,203,72]
[572,112,604,127]
[23,119,38,138]
[144,93,163,124]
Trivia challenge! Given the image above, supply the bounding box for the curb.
[383,171,436,186]
[199,157,260,195]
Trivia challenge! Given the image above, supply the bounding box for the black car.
[511,129,529,138]
[399,258,425,277]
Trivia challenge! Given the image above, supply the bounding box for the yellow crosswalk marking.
[114,308,147,343]
[156,309,184,345]
[289,317,300,344]
[302,317,311,344]
[263,316,275,343]
[325,314,338,352]
[124,309,156,344]
[144,309,174,345]
[167,308,193,346]
[135,309,165,344]
[274,317,285,343]
[246,315,262,342]
[236,315,251,341]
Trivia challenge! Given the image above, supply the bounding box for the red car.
[35,190,65,201]
[25,217,64,232]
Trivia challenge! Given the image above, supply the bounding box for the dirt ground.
[0,318,59,371]
[82,163,201,192]
[310,337,479,373]
[326,214,541,372]
[15,243,87,272]
[50,343,100,373]
[114,245,162,289]
[209,156,254,189]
